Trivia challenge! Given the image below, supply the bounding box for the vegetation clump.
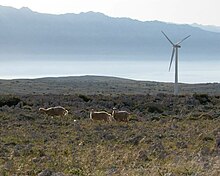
[147,103,164,113]
[193,93,211,105]
[78,94,92,102]
[0,95,21,107]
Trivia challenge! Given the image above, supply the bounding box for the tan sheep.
[90,109,112,122]
[39,106,68,117]
[112,108,130,122]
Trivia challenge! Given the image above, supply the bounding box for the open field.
[0,76,220,175]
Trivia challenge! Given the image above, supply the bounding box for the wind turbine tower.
[161,31,190,95]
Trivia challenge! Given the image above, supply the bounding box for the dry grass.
[0,93,220,175]
[1,108,220,175]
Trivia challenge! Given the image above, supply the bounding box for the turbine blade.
[169,48,175,71]
[161,31,174,46]
[176,35,191,45]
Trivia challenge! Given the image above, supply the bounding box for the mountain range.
[0,5,220,59]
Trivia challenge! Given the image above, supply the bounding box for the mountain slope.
[191,23,220,33]
[0,5,220,58]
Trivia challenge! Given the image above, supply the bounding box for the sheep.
[112,108,130,122]
[89,109,112,122]
[39,106,68,117]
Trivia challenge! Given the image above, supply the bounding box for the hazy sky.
[0,0,219,26]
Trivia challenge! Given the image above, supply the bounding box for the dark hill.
[0,75,219,95]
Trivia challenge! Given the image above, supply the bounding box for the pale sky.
[0,0,219,26]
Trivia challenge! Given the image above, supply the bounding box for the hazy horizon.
[0,57,219,84]
[0,0,219,26]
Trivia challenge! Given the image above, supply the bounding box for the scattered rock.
[38,169,52,176]
[154,133,164,139]
[105,167,118,175]
[170,123,178,129]
[32,156,51,163]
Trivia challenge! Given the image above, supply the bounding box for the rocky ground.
[0,93,220,175]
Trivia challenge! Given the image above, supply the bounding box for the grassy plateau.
[0,76,220,176]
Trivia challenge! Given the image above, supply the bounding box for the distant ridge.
[0,5,220,58]
[0,75,219,95]
[34,75,138,83]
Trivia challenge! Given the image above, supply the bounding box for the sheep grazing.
[39,106,68,117]
[112,108,130,122]
[90,109,112,122]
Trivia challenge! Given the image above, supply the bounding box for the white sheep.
[112,108,130,122]
[39,106,68,117]
[89,109,112,122]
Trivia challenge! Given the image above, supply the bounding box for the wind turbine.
[161,31,190,95]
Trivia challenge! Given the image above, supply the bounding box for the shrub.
[193,93,211,105]
[147,103,164,113]
[78,94,92,102]
[0,95,21,107]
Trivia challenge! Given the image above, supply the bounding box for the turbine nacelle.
[174,45,181,48]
